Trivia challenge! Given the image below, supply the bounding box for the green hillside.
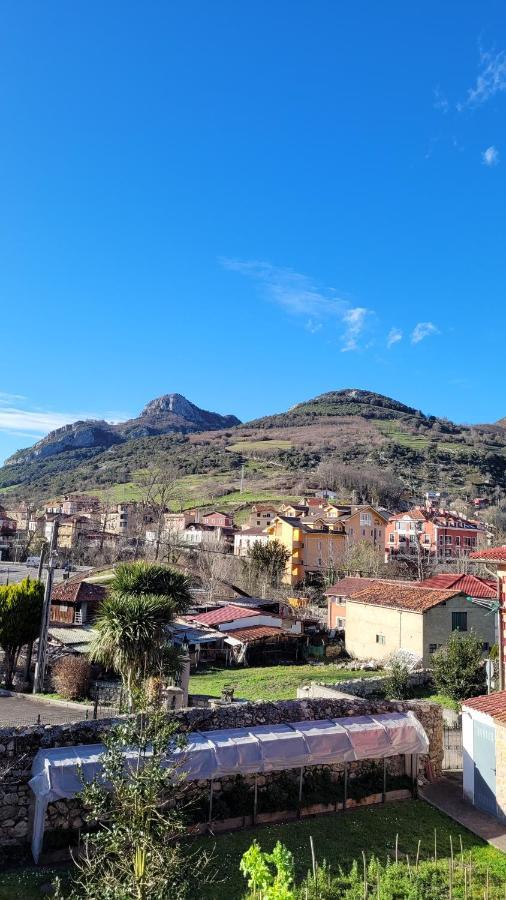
[1,389,506,507]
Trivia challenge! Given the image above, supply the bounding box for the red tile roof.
[188,604,261,626]
[470,546,506,562]
[463,691,506,724]
[51,579,107,605]
[349,582,462,613]
[419,574,497,599]
[225,625,289,643]
[326,577,378,597]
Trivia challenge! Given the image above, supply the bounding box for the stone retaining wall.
[0,696,443,864]
[297,670,433,700]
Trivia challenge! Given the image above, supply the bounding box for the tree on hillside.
[432,631,486,702]
[248,540,291,591]
[0,578,44,689]
[90,562,191,705]
[341,540,387,578]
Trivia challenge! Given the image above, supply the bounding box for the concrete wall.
[346,602,423,662]
[423,596,495,661]
[0,696,443,864]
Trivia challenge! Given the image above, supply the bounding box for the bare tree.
[134,464,179,561]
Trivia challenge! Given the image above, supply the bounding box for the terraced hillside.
[1,389,506,509]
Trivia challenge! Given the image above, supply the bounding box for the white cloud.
[433,86,449,113]
[0,391,26,405]
[341,307,369,352]
[387,328,403,348]
[482,145,499,166]
[411,322,440,344]
[221,258,372,351]
[0,405,126,440]
[460,47,506,109]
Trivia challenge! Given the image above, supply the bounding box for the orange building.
[386,507,481,560]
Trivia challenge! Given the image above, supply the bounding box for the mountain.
[4,393,240,466]
[1,388,506,507]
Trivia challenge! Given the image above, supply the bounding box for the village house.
[0,505,16,536]
[325,576,378,629]
[42,514,96,550]
[184,602,304,664]
[470,546,506,686]
[385,507,482,560]
[61,494,101,516]
[233,527,269,557]
[179,521,235,548]
[345,581,495,666]
[201,511,234,528]
[162,510,197,532]
[50,578,107,626]
[267,515,346,586]
[247,503,279,529]
[325,503,389,550]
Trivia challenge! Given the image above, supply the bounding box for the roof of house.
[51,579,107,605]
[326,577,378,598]
[187,604,262,626]
[275,515,345,535]
[419,573,497,599]
[470,546,506,562]
[348,582,463,613]
[223,625,290,643]
[389,507,480,529]
[48,625,94,652]
[463,691,506,724]
[237,527,268,536]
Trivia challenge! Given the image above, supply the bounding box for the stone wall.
[297,670,433,701]
[0,696,443,864]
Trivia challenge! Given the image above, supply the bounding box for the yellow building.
[267,515,346,586]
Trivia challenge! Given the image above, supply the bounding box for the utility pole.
[33,521,59,694]
[240,464,245,494]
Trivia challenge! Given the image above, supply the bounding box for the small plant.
[53,655,91,700]
[240,840,295,899]
[386,660,411,700]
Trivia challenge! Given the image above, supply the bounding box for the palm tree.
[89,562,191,706]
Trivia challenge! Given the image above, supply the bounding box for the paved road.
[0,693,96,727]
[0,563,90,585]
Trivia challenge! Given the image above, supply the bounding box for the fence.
[443,722,463,771]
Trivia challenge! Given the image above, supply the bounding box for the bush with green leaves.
[240,840,295,900]
[0,577,44,688]
[431,630,486,702]
[55,701,210,900]
[385,660,411,700]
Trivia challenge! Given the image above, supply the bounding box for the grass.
[189,664,375,701]
[196,800,506,898]
[7,802,506,898]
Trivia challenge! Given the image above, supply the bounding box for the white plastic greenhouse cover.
[28,712,428,862]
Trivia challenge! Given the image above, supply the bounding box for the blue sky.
[1,1,506,464]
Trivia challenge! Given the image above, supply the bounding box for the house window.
[389,534,394,543]
[376,634,386,645]
[360,512,372,526]
[452,611,468,632]
[429,643,438,654]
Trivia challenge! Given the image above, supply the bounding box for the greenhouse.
[29,711,428,862]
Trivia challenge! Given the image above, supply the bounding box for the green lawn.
[6,801,506,898]
[196,800,506,898]
[189,664,375,701]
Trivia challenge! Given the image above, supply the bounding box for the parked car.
[26,556,41,568]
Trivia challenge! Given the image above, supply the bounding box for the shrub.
[386,660,411,699]
[53,655,91,700]
[432,630,486,702]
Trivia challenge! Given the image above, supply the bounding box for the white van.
[26,556,41,568]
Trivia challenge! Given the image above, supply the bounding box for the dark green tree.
[432,630,486,702]
[90,562,191,705]
[0,578,44,689]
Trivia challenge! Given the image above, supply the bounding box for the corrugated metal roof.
[48,625,94,650]
[224,625,293,643]
[463,691,506,723]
